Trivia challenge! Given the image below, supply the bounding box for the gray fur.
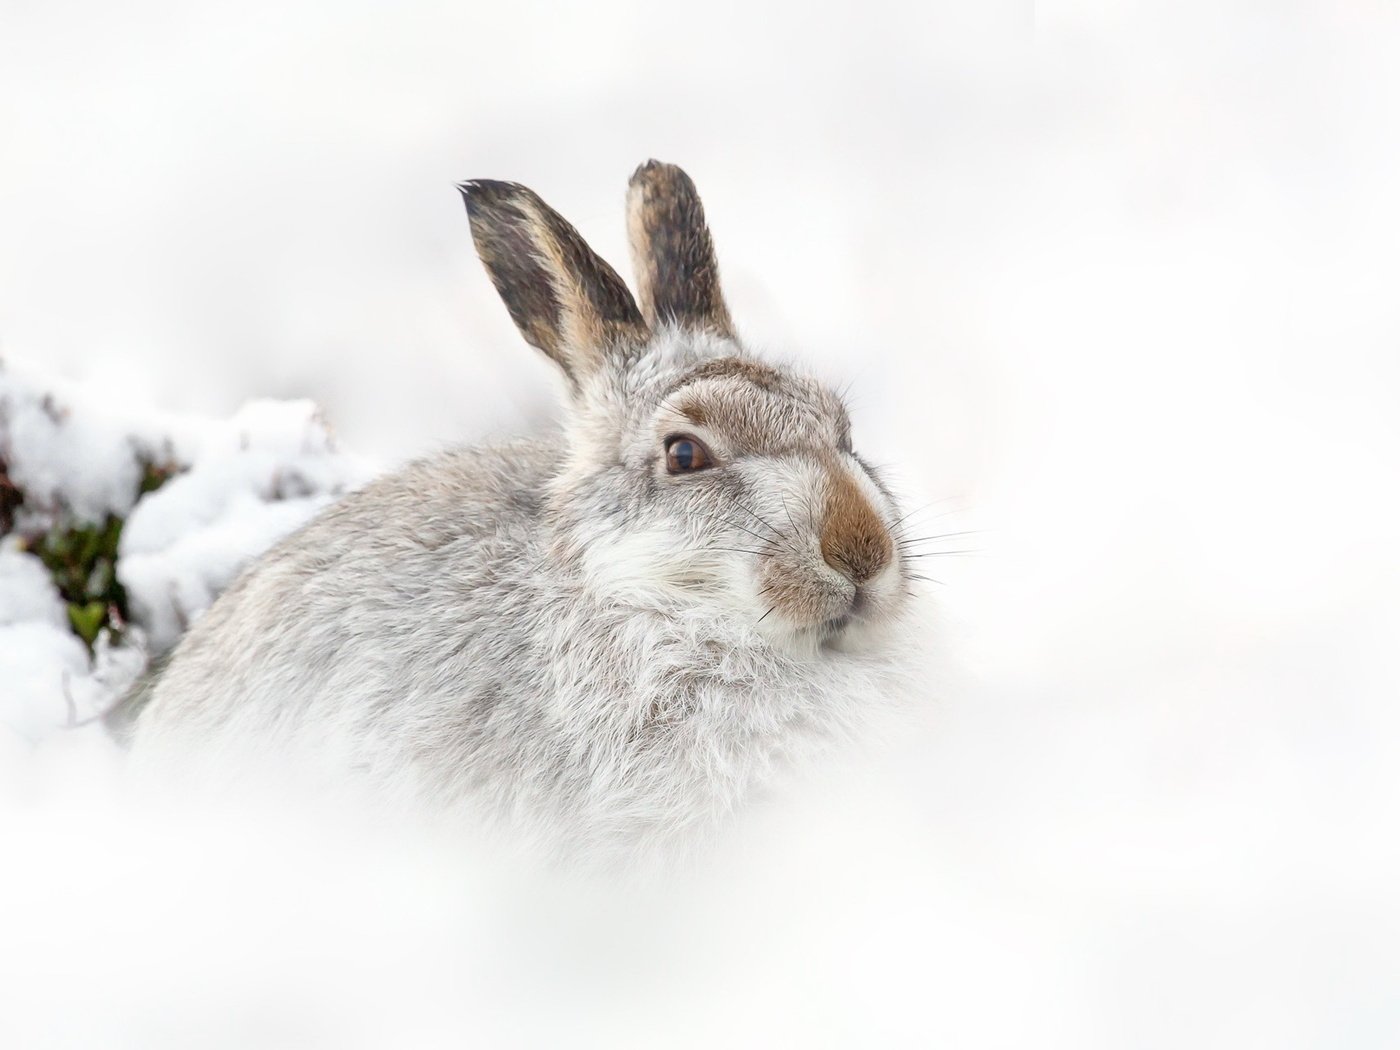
[132,164,917,863]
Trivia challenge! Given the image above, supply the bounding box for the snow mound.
[0,357,379,754]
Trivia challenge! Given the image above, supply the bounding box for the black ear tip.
[456,179,485,215]
[457,178,532,218]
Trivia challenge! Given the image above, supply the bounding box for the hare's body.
[134,163,918,860]
[138,436,898,856]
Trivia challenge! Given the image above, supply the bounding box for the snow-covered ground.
[3,1,1400,1047]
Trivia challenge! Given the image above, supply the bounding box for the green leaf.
[67,601,106,646]
[76,525,102,568]
[101,515,124,559]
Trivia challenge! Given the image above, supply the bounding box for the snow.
[0,619,90,741]
[3,1,1400,1047]
[0,360,376,745]
[0,543,69,629]
[0,541,148,743]
[0,362,150,527]
[118,398,375,651]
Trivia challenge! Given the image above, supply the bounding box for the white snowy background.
[3,1,1399,1046]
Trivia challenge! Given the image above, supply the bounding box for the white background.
[3,1,1399,1046]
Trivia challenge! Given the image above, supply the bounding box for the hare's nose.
[820,470,892,585]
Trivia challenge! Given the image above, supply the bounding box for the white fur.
[132,203,922,867]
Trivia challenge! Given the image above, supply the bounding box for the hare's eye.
[665,434,713,473]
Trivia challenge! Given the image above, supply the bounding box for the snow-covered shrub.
[0,357,377,747]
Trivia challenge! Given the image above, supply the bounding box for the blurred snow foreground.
[0,356,375,756]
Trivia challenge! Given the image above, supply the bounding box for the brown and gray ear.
[626,160,735,339]
[458,179,649,388]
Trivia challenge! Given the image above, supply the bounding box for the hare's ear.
[459,180,649,388]
[626,160,735,339]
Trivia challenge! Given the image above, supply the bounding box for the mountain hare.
[133,161,919,861]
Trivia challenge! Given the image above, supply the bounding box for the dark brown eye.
[665,434,712,473]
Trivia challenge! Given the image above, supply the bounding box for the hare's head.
[459,161,911,654]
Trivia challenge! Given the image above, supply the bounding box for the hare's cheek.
[578,525,700,600]
[755,556,851,629]
[850,558,912,633]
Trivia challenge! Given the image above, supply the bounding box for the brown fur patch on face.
[627,161,735,339]
[669,357,786,394]
[460,180,649,387]
[820,466,892,584]
[663,359,849,459]
[673,397,709,428]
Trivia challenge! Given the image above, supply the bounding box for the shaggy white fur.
[132,171,922,864]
